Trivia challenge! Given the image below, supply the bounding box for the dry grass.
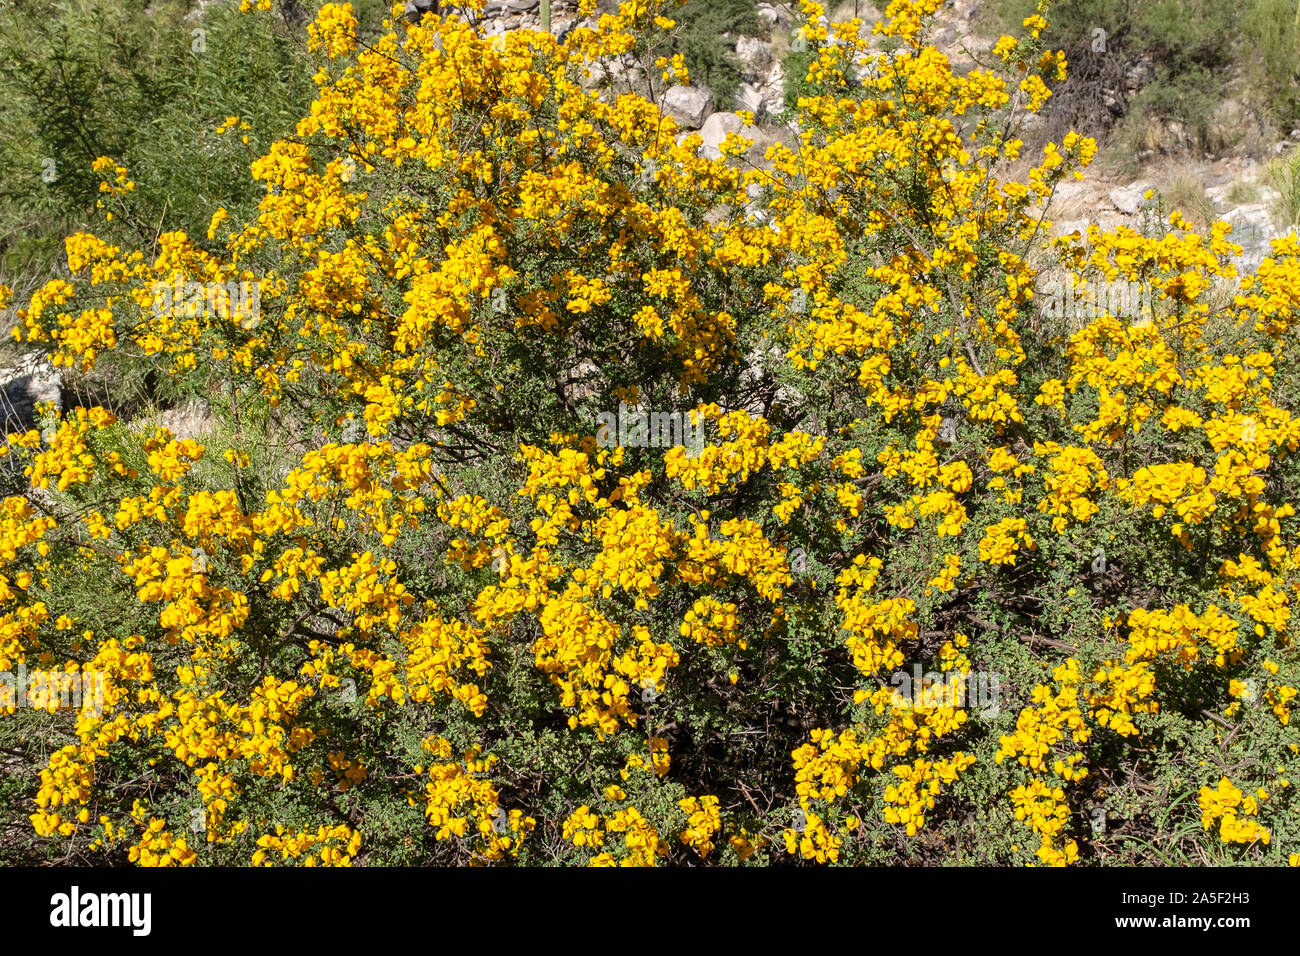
[1161,174,1215,232]
[1267,147,1300,228]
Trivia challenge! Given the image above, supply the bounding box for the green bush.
[1246,0,1300,133]
[0,0,314,309]
[987,0,1265,152]
[663,0,761,108]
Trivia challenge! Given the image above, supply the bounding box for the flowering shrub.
[1,0,1297,867]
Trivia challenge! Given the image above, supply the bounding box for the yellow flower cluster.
[678,795,722,857]
[977,516,1035,565]
[1198,778,1271,846]
[253,824,363,866]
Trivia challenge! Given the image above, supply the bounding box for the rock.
[755,3,785,29]
[698,112,746,160]
[853,50,882,84]
[1124,58,1155,94]
[156,400,214,441]
[579,61,610,89]
[734,83,765,117]
[0,353,62,436]
[1209,98,1249,142]
[760,60,786,117]
[1053,219,1091,238]
[562,360,598,404]
[1205,184,1232,205]
[1164,120,1189,146]
[929,0,986,70]
[662,84,715,129]
[691,111,778,165]
[1109,181,1154,216]
[734,36,773,80]
[1052,181,1092,203]
[129,399,215,443]
[403,0,438,19]
[1221,204,1278,268]
[582,56,649,95]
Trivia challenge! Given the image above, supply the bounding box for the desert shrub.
[0,0,314,311]
[1268,146,1300,228]
[0,0,1297,868]
[661,0,763,107]
[1245,0,1300,133]
[988,0,1246,154]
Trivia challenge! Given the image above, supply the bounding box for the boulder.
[734,83,765,118]
[755,2,791,28]
[734,36,773,80]
[697,111,774,165]
[698,111,745,160]
[760,61,786,118]
[1053,219,1090,238]
[403,0,438,19]
[0,353,61,436]
[1221,204,1278,270]
[661,84,715,129]
[1108,181,1154,216]
[141,399,215,443]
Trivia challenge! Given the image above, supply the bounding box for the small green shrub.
[0,0,314,305]
[1245,0,1300,133]
[663,0,761,108]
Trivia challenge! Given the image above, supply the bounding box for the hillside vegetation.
[0,0,1297,867]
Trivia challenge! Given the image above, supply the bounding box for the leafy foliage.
[0,0,1297,868]
[0,0,312,297]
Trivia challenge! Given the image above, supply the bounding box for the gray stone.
[760,61,786,118]
[579,61,611,89]
[404,0,439,18]
[1053,219,1090,238]
[1222,204,1278,269]
[1052,180,1090,203]
[0,353,62,436]
[734,82,765,118]
[735,36,773,80]
[1124,58,1155,94]
[698,111,745,160]
[156,400,214,441]
[755,2,792,27]
[1205,184,1233,205]
[662,84,715,129]
[1109,182,1155,216]
[127,399,216,443]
